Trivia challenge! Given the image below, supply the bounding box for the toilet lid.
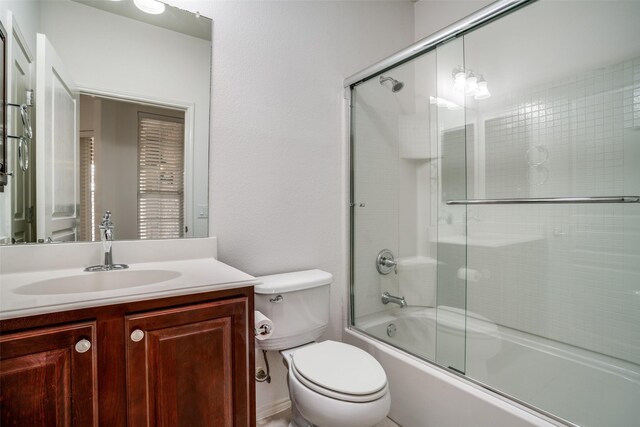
[291,341,387,396]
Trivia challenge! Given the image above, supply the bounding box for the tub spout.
[382,292,407,308]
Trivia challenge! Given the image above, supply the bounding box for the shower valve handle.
[376,249,397,275]
[381,258,397,268]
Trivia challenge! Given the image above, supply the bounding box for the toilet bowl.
[281,341,390,427]
[255,270,391,427]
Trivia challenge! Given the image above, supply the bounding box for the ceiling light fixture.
[134,0,165,15]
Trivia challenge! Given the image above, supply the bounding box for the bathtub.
[344,306,640,427]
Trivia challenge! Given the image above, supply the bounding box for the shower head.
[379,75,404,92]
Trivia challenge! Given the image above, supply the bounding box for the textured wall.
[202,0,414,336]
[166,0,415,416]
[414,0,492,41]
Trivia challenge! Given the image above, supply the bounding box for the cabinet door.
[0,322,98,426]
[126,297,250,427]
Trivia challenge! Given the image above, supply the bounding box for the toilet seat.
[290,341,388,403]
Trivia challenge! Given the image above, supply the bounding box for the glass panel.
[434,36,468,373]
[352,50,440,362]
[463,0,640,425]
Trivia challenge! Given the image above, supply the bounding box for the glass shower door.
[351,49,444,364]
[350,0,640,424]
[434,36,468,374]
[351,71,402,337]
[458,0,640,425]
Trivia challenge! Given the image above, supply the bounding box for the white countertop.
[0,257,257,320]
[0,238,259,320]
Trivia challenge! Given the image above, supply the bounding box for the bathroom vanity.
[0,239,257,427]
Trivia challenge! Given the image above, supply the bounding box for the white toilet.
[255,270,391,427]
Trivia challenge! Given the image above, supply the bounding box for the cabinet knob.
[75,339,91,353]
[130,329,145,342]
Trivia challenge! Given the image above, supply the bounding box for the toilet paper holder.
[255,324,272,337]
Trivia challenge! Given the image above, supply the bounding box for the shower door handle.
[446,196,640,205]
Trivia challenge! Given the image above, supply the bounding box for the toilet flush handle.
[269,295,284,303]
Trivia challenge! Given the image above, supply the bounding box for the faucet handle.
[376,249,398,275]
[100,210,113,229]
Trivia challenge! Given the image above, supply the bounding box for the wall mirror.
[0,0,211,245]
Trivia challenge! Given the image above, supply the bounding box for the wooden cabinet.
[126,299,250,427]
[0,322,98,427]
[0,287,255,427]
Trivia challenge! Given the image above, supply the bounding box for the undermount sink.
[14,269,182,295]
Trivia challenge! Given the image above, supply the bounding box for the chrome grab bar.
[446,196,640,205]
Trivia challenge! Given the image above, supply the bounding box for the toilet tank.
[254,269,332,351]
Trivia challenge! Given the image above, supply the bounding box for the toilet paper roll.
[254,311,274,341]
[456,267,482,282]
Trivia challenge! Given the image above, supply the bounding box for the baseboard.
[256,397,292,421]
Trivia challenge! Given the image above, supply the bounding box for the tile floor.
[257,408,400,427]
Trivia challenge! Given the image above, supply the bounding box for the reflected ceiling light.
[453,68,466,92]
[452,67,491,101]
[465,73,478,96]
[134,0,165,14]
[430,96,462,110]
[474,76,491,100]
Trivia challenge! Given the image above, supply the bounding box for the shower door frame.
[343,0,582,425]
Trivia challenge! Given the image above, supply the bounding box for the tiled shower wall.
[466,56,640,365]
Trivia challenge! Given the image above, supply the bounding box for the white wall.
[167,0,415,416]
[0,1,39,53]
[414,0,492,41]
[213,0,415,414]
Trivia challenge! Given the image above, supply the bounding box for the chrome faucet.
[84,211,128,272]
[382,292,407,308]
[101,211,115,266]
